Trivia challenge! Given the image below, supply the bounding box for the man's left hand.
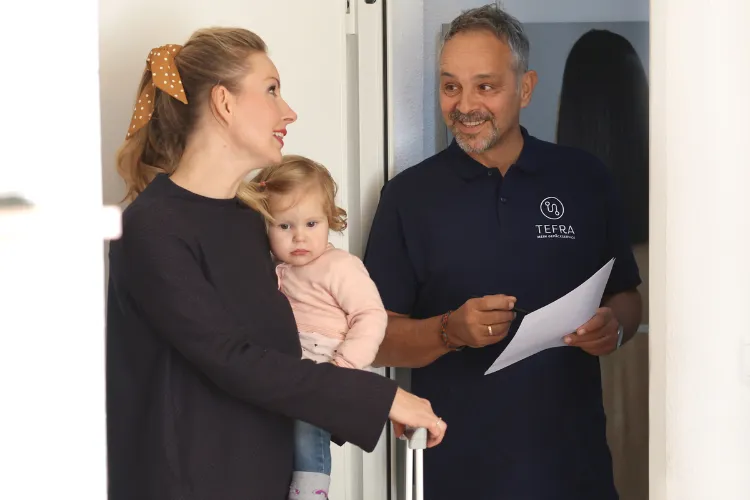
[564,307,619,356]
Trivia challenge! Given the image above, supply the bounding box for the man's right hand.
[445,295,517,348]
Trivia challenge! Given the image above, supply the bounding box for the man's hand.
[446,295,517,348]
[564,306,619,356]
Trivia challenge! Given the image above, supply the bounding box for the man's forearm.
[373,313,451,368]
[603,289,642,345]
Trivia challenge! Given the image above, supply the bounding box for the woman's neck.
[171,133,263,199]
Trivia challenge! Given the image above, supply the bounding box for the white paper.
[484,258,615,375]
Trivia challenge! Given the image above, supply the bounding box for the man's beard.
[449,109,500,154]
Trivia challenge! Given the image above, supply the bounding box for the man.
[363,5,642,500]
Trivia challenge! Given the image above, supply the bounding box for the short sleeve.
[363,181,419,315]
[599,167,642,295]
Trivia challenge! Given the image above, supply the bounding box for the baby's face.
[267,187,330,266]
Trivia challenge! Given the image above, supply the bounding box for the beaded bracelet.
[440,310,464,352]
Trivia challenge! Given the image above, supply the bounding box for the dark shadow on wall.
[556,29,649,245]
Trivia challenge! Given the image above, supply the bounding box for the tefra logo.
[537,197,575,239]
[540,197,564,220]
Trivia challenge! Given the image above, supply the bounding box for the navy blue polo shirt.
[364,128,640,500]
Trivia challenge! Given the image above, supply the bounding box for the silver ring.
[488,325,493,336]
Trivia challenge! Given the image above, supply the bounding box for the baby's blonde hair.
[242,155,348,232]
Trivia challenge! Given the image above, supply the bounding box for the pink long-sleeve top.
[276,245,387,369]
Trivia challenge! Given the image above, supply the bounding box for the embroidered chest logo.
[537,197,575,240]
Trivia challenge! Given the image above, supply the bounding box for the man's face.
[439,30,536,155]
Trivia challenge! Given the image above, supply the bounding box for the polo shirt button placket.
[495,173,508,232]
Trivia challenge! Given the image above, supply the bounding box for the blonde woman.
[106,28,446,500]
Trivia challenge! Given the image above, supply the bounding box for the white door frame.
[341,0,390,499]
[649,0,750,499]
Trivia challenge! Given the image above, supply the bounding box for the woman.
[106,27,446,500]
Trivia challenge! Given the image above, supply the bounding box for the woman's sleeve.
[116,215,397,452]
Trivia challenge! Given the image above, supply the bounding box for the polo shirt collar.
[446,126,542,180]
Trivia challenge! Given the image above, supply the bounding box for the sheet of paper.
[484,258,615,375]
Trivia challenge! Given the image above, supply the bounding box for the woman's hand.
[388,387,446,448]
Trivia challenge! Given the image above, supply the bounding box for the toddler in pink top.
[253,155,387,500]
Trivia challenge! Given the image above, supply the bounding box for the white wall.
[390,0,650,170]
[99,3,350,218]
[98,0,358,276]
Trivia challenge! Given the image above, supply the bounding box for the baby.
[252,154,388,500]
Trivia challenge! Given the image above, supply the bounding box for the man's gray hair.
[443,4,530,75]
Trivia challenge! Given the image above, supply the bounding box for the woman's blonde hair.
[245,155,347,233]
[116,27,268,213]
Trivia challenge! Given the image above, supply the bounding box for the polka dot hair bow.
[126,44,188,139]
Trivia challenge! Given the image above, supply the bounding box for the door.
[0,0,115,498]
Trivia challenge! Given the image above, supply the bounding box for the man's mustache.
[449,109,493,124]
